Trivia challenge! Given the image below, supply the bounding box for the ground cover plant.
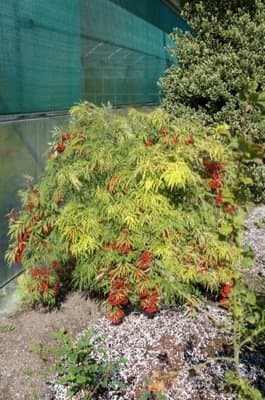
[6,102,251,324]
[32,328,126,399]
[159,0,265,202]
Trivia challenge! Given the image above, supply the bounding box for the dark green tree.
[159,0,265,201]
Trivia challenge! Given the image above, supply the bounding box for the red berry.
[108,307,125,324]
[184,137,194,145]
[224,205,236,214]
[139,251,152,270]
[220,284,233,298]
[141,295,159,314]
[215,191,223,205]
[107,291,129,306]
[159,128,169,136]
[51,260,60,269]
[42,224,52,235]
[219,298,229,308]
[208,179,222,190]
[56,143,65,153]
[171,136,179,144]
[203,159,224,176]
[103,241,118,251]
[144,139,153,147]
[18,242,26,253]
[112,278,126,290]
[14,252,22,263]
[38,282,49,293]
[119,244,132,253]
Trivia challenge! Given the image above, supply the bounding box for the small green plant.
[215,282,265,399]
[139,371,168,400]
[33,328,126,399]
[226,370,264,400]
[140,389,167,400]
[255,218,265,229]
[247,165,265,204]
[0,323,14,333]
[228,283,265,374]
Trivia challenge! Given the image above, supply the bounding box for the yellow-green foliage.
[6,103,249,319]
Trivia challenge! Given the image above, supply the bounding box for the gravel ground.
[51,206,265,400]
[51,305,234,400]
[0,206,264,400]
[244,205,265,279]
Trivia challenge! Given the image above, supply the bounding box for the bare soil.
[0,292,101,400]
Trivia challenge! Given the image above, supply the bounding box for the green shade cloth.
[0,0,187,114]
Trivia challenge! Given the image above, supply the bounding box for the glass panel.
[0,115,69,286]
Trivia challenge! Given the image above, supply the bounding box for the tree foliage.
[6,103,250,323]
[159,0,265,201]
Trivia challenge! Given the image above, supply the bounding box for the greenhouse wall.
[0,0,187,289]
[0,116,69,287]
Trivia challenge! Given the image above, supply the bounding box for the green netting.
[0,0,187,114]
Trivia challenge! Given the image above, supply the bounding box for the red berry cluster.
[159,128,180,145]
[203,158,236,214]
[140,292,159,315]
[108,307,125,325]
[204,159,224,192]
[145,129,193,148]
[139,251,152,270]
[29,261,61,297]
[103,241,132,254]
[219,283,233,308]
[159,128,170,136]
[33,214,42,223]
[119,244,133,253]
[184,137,194,145]
[61,132,75,141]
[54,132,75,154]
[103,238,157,322]
[106,248,157,323]
[56,143,65,153]
[144,138,153,147]
[170,136,179,144]
[224,205,236,214]
[107,277,131,324]
[14,227,30,263]
[107,290,129,307]
[42,224,53,235]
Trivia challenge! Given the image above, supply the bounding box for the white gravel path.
[244,205,265,277]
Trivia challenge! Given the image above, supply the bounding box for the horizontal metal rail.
[0,269,24,291]
[0,110,69,124]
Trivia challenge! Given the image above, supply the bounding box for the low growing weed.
[33,328,126,399]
